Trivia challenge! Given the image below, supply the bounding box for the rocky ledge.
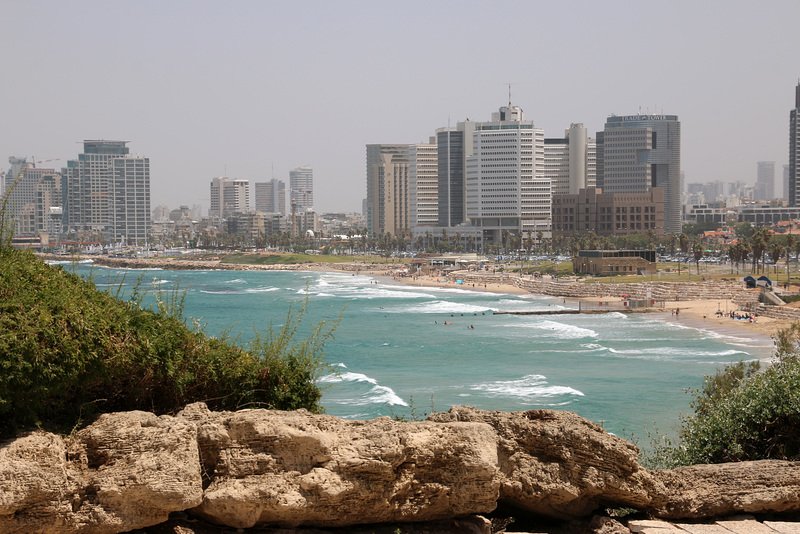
[2,404,799,533]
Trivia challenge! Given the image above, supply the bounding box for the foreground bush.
[0,247,337,438]
[655,324,800,466]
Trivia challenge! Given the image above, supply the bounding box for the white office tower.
[289,166,314,211]
[546,123,597,197]
[210,177,250,220]
[756,161,775,201]
[63,140,150,244]
[409,141,438,229]
[465,103,548,244]
[254,179,286,215]
[790,82,800,206]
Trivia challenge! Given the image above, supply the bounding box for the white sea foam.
[471,374,584,399]
[199,289,242,295]
[244,286,279,293]
[318,371,408,407]
[606,346,751,360]
[512,320,598,339]
[223,278,246,284]
[393,300,493,315]
[46,259,94,265]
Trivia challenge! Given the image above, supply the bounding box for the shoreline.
[44,253,788,354]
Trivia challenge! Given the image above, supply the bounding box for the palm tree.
[770,243,785,280]
[785,234,795,282]
[693,239,704,275]
[750,227,771,274]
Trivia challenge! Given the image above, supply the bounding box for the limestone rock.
[181,404,499,529]
[649,460,800,519]
[427,406,659,519]
[0,411,202,534]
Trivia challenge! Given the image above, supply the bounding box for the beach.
[57,253,792,346]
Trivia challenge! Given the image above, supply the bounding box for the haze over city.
[2,0,799,214]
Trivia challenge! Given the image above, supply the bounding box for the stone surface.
[180,403,499,529]
[0,411,203,534]
[650,461,800,519]
[714,517,786,534]
[4,403,800,533]
[427,406,659,519]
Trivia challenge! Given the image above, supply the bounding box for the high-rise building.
[756,161,775,201]
[289,166,314,211]
[3,158,62,237]
[789,83,800,206]
[254,179,286,215]
[546,123,597,197]
[209,177,249,220]
[465,103,548,243]
[63,140,150,244]
[436,121,477,228]
[597,114,681,234]
[366,144,409,237]
[408,141,438,229]
[785,164,790,201]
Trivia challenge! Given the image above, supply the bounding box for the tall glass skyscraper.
[598,114,681,234]
[790,83,800,207]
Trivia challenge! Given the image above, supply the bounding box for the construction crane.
[29,157,61,169]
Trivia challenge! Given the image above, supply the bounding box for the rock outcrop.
[428,406,659,518]
[181,403,499,529]
[650,460,800,519]
[2,404,800,534]
[0,411,202,534]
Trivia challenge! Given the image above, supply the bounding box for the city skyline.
[2,1,799,214]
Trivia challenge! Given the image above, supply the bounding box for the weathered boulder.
[178,403,499,529]
[427,406,660,519]
[649,460,800,519]
[0,411,202,534]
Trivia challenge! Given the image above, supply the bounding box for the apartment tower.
[62,140,150,244]
[289,166,314,211]
[366,144,409,237]
[209,177,250,220]
[408,141,438,229]
[254,178,286,215]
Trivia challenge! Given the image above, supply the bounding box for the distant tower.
[789,82,800,206]
[209,177,249,220]
[254,178,286,215]
[289,166,314,211]
[756,161,775,201]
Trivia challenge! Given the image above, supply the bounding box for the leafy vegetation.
[0,246,338,438]
[647,324,800,467]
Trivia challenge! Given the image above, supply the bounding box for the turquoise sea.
[71,263,773,439]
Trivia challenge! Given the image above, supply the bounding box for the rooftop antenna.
[508,83,513,106]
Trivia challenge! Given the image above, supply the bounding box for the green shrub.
[0,247,337,438]
[654,324,800,466]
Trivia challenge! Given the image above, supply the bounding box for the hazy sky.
[2,0,799,214]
